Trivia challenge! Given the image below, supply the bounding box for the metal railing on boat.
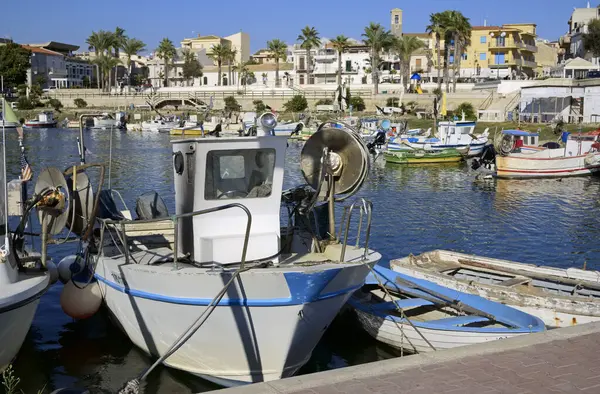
[100,203,252,269]
[338,198,373,262]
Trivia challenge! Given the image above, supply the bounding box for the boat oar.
[392,275,511,327]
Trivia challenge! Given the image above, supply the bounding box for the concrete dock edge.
[214,321,600,393]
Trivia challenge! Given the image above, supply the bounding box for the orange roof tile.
[21,45,63,56]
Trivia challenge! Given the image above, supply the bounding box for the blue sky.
[1,0,589,53]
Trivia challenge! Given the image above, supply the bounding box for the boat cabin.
[503,130,539,149]
[565,131,600,156]
[38,111,55,123]
[172,135,287,265]
[437,120,476,145]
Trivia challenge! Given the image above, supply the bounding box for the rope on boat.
[369,266,437,353]
[117,264,257,394]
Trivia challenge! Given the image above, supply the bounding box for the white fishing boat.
[241,112,304,137]
[91,112,127,130]
[141,117,179,133]
[388,118,489,157]
[391,250,600,328]
[349,266,545,354]
[54,115,380,387]
[24,112,58,128]
[495,130,600,178]
[0,102,51,371]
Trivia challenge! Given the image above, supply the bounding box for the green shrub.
[433,87,442,97]
[454,102,476,120]
[16,97,34,110]
[253,100,266,112]
[386,97,399,107]
[349,96,366,112]
[283,95,308,112]
[47,98,63,112]
[315,98,333,106]
[224,96,240,112]
[74,98,87,108]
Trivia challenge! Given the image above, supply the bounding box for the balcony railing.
[515,42,538,53]
[515,59,537,68]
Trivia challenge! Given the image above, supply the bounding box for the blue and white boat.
[63,114,380,387]
[388,118,489,157]
[348,266,545,354]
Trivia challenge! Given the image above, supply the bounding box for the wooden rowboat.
[383,148,466,165]
[348,266,545,354]
[391,250,600,328]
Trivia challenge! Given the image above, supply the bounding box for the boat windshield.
[204,148,276,200]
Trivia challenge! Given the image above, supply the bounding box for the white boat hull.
[354,308,529,354]
[391,251,600,328]
[496,151,600,178]
[95,255,374,386]
[388,141,486,157]
[0,300,40,371]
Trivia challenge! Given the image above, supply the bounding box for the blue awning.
[503,130,539,137]
[411,73,421,80]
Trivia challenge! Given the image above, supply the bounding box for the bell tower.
[391,8,403,37]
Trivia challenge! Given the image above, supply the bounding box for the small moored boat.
[495,130,600,178]
[391,250,600,328]
[24,111,58,128]
[348,266,545,354]
[383,148,466,165]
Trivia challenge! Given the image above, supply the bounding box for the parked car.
[587,70,600,78]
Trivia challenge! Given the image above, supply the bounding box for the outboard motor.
[366,129,387,155]
[291,123,303,136]
[471,144,496,171]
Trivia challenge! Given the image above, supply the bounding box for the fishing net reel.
[301,121,371,202]
[28,165,104,267]
[496,133,515,156]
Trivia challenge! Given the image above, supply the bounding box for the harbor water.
[4,128,600,393]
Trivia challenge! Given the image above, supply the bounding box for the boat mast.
[1,76,9,253]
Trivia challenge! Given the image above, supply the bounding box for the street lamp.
[490,31,507,80]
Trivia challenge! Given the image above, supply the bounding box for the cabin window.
[205,149,276,200]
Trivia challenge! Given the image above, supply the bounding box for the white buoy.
[60,279,102,319]
[45,260,59,285]
[56,255,84,284]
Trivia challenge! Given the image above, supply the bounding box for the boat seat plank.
[498,277,531,287]
[428,315,491,327]
[370,298,434,311]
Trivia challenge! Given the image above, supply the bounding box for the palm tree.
[297,26,321,85]
[156,38,177,87]
[426,13,446,93]
[266,39,288,87]
[226,47,237,86]
[111,27,127,88]
[86,30,114,90]
[208,44,230,86]
[181,48,203,86]
[392,36,425,92]
[330,35,350,88]
[93,55,121,91]
[447,12,472,93]
[362,22,393,95]
[121,38,146,86]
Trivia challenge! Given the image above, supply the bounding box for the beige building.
[181,31,250,64]
[252,49,276,64]
[535,40,558,76]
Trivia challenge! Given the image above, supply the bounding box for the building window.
[480,36,487,44]
[415,58,422,67]
[480,53,487,61]
[449,55,454,64]
[462,53,468,60]
[394,15,399,24]
[203,76,208,85]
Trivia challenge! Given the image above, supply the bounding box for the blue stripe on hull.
[94,271,361,307]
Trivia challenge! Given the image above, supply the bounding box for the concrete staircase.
[478,92,520,122]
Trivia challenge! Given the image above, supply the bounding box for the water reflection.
[4,128,600,392]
